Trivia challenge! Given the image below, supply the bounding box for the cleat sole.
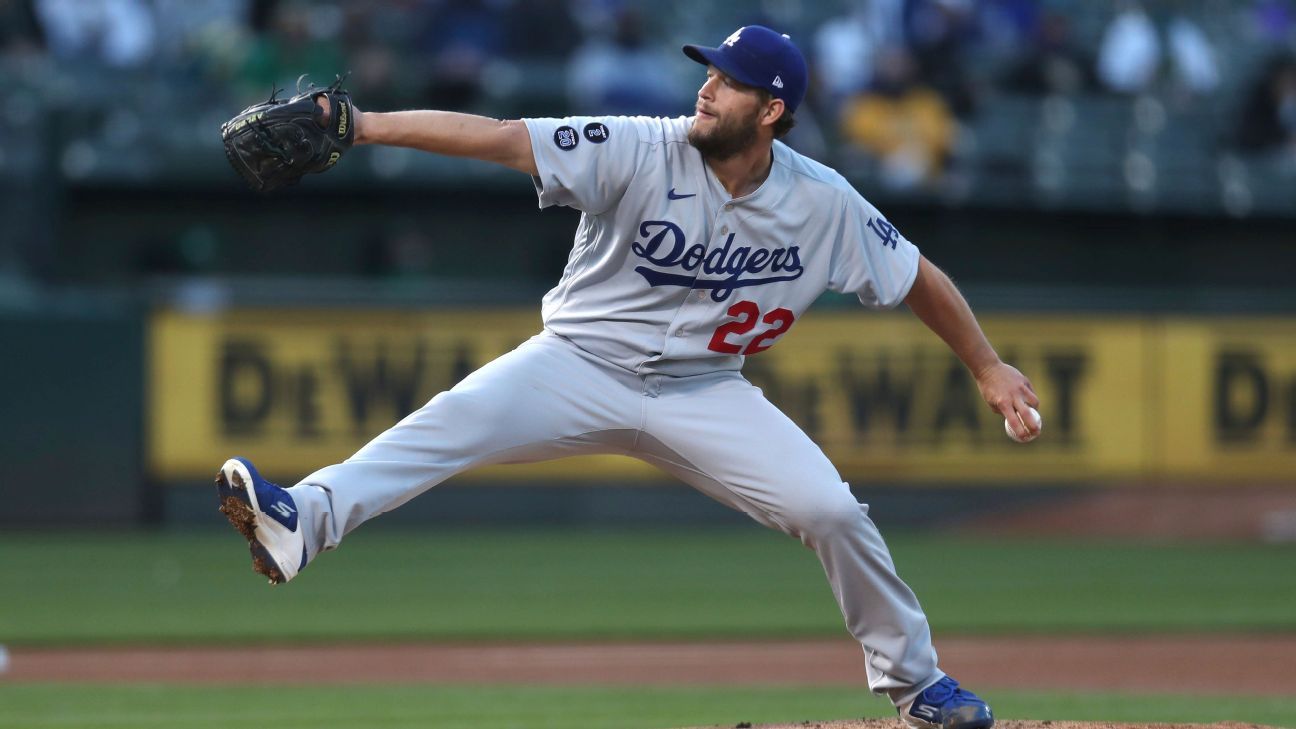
[215,468,286,585]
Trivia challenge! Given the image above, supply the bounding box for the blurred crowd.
[814,0,1296,189]
[1,0,1295,192]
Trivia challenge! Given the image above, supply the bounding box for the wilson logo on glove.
[335,101,349,139]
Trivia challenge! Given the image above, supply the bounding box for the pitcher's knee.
[786,492,867,544]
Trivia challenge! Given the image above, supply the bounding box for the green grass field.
[2,528,1294,643]
[2,528,1294,728]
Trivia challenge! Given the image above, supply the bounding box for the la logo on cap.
[724,28,742,46]
[772,76,784,88]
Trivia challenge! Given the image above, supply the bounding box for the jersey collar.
[698,143,792,210]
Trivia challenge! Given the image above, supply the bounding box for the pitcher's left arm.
[903,255,1041,441]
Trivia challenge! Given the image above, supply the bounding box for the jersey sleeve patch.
[583,122,610,143]
[827,194,920,309]
[553,126,579,151]
[866,216,901,249]
[525,116,646,214]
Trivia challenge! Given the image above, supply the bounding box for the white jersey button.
[723,203,734,211]
[675,329,687,337]
[720,226,729,235]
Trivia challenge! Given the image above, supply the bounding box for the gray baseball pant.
[286,331,943,703]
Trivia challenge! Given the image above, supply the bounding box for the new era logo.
[772,75,784,89]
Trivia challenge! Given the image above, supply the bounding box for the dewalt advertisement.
[1158,318,1296,479]
[148,309,1296,483]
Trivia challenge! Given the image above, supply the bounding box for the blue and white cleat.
[215,457,307,585]
[901,676,994,729]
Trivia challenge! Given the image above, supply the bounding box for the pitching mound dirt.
[694,716,1280,721]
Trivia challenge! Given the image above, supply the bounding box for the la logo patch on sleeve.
[867,216,900,249]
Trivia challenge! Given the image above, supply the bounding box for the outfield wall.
[148,308,1296,485]
[0,308,145,525]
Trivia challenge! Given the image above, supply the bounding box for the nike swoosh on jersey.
[667,188,697,200]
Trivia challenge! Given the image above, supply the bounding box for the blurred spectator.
[812,0,904,116]
[566,7,682,117]
[1166,15,1219,99]
[1235,54,1296,155]
[839,46,956,190]
[152,0,246,61]
[1096,0,1160,95]
[1248,0,1296,45]
[148,0,248,87]
[1001,10,1094,96]
[333,5,414,112]
[238,1,344,98]
[1095,3,1220,101]
[416,0,507,110]
[346,41,406,111]
[503,0,581,60]
[33,0,157,69]
[976,0,1040,60]
[0,0,45,59]
[813,7,874,111]
[903,0,979,117]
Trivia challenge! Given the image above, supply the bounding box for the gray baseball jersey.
[286,114,943,708]
[524,115,920,376]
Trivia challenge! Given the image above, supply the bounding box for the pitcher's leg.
[289,333,638,558]
[636,374,940,705]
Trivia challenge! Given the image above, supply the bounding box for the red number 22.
[707,300,795,355]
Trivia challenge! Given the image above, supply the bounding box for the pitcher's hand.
[975,362,1041,441]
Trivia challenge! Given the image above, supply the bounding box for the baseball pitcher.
[217,25,1040,729]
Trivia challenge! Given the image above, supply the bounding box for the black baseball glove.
[221,75,355,192]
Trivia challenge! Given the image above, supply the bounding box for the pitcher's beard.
[688,108,761,161]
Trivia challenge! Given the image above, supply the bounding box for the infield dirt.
[6,635,1295,696]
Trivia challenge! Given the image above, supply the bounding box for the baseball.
[1004,407,1042,443]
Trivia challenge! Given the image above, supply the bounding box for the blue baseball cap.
[683,25,808,114]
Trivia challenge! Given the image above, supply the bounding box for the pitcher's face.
[689,67,766,161]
